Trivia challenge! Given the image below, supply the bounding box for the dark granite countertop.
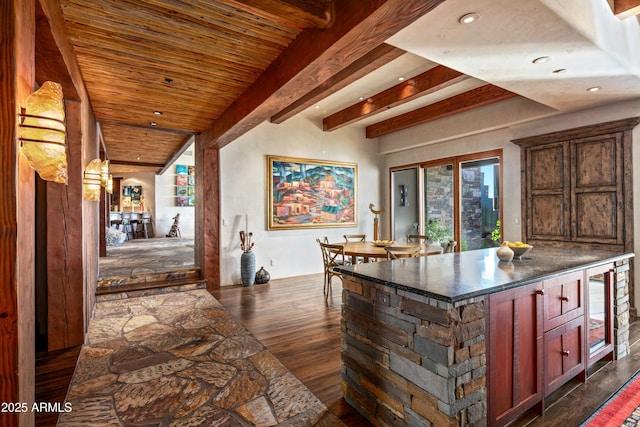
[335,247,633,303]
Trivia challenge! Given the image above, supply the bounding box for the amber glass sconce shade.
[18,81,68,184]
[83,159,102,201]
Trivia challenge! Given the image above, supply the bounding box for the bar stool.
[110,212,122,229]
[136,212,151,239]
[122,212,134,240]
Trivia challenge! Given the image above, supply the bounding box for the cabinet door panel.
[488,283,543,426]
[544,316,585,395]
[574,192,618,241]
[543,272,584,332]
[531,194,565,239]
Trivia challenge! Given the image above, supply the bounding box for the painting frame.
[267,155,357,230]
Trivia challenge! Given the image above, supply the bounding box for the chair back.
[141,212,151,223]
[344,234,366,242]
[385,245,421,260]
[444,240,457,253]
[318,240,347,268]
[407,234,429,244]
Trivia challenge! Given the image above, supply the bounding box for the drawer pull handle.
[560,296,569,302]
[536,290,545,295]
[562,350,570,356]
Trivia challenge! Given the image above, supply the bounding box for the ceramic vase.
[496,244,514,262]
[241,251,256,286]
[255,266,270,284]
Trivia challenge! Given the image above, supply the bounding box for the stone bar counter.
[336,247,633,427]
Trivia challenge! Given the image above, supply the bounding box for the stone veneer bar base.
[341,276,486,427]
[341,258,631,427]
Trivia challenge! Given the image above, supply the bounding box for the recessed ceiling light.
[136,155,141,160]
[532,56,551,64]
[552,68,567,74]
[164,78,173,84]
[587,86,602,92]
[153,111,163,115]
[314,105,321,109]
[150,121,157,126]
[398,76,406,81]
[359,96,365,101]
[459,13,480,24]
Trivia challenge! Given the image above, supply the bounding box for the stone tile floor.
[59,289,344,426]
[99,237,197,280]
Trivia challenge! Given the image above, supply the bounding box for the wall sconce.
[100,160,113,194]
[84,158,113,201]
[400,185,409,206]
[18,81,68,184]
[83,159,102,201]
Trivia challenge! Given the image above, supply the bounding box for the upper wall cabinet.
[512,117,639,252]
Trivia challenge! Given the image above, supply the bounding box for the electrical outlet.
[270,259,275,267]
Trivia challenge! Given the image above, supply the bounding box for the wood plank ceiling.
[54,0,518,173]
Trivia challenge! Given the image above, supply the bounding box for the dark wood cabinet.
[543,271,584,332]
[487,282,544,426]
[513,117,638,252]
[544,316,585,395]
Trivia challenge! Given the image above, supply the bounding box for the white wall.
[155,149,196,237]
[219,115,382,286]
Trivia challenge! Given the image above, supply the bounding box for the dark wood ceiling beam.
[218,0,334,29]
[271,44,405,124]
[323,65,469,132]
[366,85,517,139]
[613,0,640,18]
[201,0,446,149]
[39,0,91,104]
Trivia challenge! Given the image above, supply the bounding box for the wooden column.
[195,135,220,289]
[1,1,36,426]
[46,100,84,350]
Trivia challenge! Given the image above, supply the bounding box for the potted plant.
[425,219,451,245]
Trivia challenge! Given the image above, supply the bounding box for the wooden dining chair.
[317,239,346,299]
[344,234,366,242]
[407,234,430,244]
[344,234,366,263]
[385,245,421,260]
[444,240,457,253]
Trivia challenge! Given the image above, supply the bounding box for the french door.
[392,149,502,251]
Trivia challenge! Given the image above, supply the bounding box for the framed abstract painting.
[267,155,357,230]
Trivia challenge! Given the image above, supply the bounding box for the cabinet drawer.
[543,271,584,332]
[544,316,585,396]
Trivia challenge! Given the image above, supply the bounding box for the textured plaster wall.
[219,115,382,286]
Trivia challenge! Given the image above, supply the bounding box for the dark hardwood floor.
[35,273,640,426]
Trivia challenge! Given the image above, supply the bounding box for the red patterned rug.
[581,370,640,426]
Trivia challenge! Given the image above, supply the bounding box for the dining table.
[338,241,444,263]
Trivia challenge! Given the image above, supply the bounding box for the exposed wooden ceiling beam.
[271,44,405,124]
[613,0,640,19]
[218,0,333,29]
[323,65,470,132]
[366,85,517,139]
[201,0,446,149]
[39,0,91,104]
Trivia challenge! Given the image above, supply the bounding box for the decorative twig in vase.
[239,230,254,252]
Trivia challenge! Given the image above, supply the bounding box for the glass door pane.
[391,168,419,241]
[423,164,454,245]
[460,158,500,251]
